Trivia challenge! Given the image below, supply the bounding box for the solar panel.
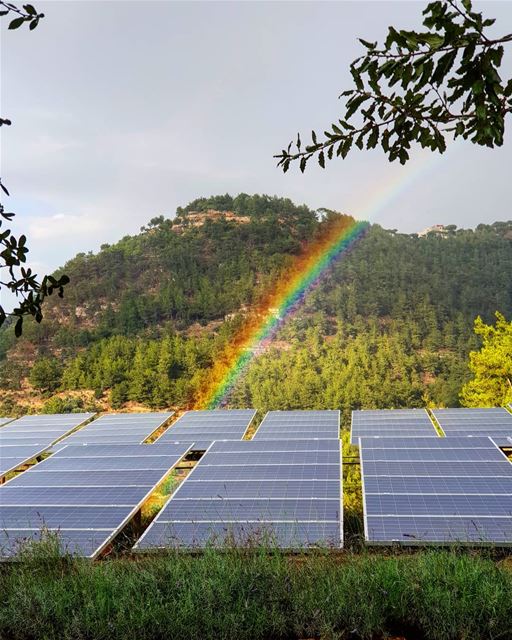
[0,444,50,477]
[157,410,256,450]
[60,412,173,445]
[0,414,94,478]
[253,410,340,440]
[0,442,191,559]
[432,408,512,438]
[351,409,436,444]
[135,438,342,551]
[360,437,512,545]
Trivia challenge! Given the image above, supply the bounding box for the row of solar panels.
[0,409,342,557]
[1,408,511,555]
[350,407,512,443]
[1,433,510,555]
[0,409,342,479]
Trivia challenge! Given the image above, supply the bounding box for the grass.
[0,544,511,640]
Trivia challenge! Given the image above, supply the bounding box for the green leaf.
[14,316,23,337]
[23,4,36,14]
[358,38,376,50]
[8,16,25,29]
[421,33,444,49]
[318,151,325,168]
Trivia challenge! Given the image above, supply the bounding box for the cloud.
[28,212,107,242]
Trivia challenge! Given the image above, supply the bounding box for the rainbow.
[192,144,453,408]
[195,215,369,409]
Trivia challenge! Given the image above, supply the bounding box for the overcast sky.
[1,0,512,304]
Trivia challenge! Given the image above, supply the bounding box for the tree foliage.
[28,357,63,393]
[460,312,512,407]
[276,0,512,172]
[1,195,510,414]
[0,2,69,336]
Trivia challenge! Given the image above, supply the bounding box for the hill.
[0,194,511,416]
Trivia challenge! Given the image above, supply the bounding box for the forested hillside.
[0,194,511,417]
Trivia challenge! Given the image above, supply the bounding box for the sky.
[1,0,512,310]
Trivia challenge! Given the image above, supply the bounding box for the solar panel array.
[157,409,256,450]
[360,436,512,545]
[0,442,192,558]
[253,410,340,440]
[59,412,174,445]
[0,417,13,427]
[0,414,94,478]
[135,438,342,550]
[432,408,512,439]
[351,409,437,444]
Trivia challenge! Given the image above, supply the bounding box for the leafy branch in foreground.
[276,0,512,172]
[1,3,69,336]
[0,1,44,30]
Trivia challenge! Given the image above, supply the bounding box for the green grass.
[1,545,511,639]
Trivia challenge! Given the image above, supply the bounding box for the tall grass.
[1,547,511,639]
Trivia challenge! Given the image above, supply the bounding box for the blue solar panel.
[360,437,512,545]
[253,411,340,440]
[432,408,512,438]
[0,444,49,477]
[0,442,191,558]
[157,410,256,450]
[60,412,174,445]
[351,409,436,444]
[135,439,342,551]
[0,414,94,457]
